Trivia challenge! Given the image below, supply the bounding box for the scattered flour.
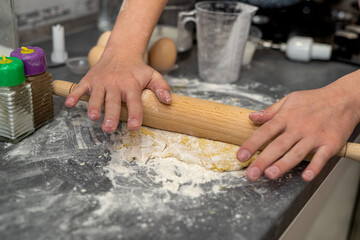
[88,75,284,217]
[94,76,285,202]
[113,122,255,172]
[2,75,286,237]
[107,123,251,199]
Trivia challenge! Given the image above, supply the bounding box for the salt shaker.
[11,46,54,129]
[0,56,34,143]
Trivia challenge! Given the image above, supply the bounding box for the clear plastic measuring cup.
[178,1,257,83]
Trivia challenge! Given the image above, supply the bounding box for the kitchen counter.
[0,27,359,240]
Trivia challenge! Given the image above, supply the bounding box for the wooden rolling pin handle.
[338,142,360,161]
[52,80,360,163]
[52,80,90,102]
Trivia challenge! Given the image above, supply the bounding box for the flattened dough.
[114,123,255,172]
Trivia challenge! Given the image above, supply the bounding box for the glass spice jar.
[11,46,54,129]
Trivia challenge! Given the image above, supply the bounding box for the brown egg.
[88,45,105,67]
[148,37,177,71]
[97,31,112,47]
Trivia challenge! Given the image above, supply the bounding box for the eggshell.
[88,45,105,67]
[148,38,177,71]
[97,31,112,46]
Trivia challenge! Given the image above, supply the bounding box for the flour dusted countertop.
[0,28,358,240]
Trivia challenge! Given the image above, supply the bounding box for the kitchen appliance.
[251,0,337,43]
[246,0,360,65]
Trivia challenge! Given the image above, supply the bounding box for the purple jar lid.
[10,46,47,76]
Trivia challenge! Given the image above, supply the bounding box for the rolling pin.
[52,80,360,162]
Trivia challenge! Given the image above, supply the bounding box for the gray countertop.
[0,27,358,240]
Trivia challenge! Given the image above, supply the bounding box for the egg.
[88,45,105,67]
[97,31,112,46]
[148,37,177,71]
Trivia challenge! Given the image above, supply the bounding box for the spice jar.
[0,56,34,143]
[11,46,54,129]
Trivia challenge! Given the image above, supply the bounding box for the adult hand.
[64,50,171,133]
[237,73,360,182]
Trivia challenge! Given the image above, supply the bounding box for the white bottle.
[280,36,332,62]
[51,24,68,64]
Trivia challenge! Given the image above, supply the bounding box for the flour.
[114,122,255,171]
[101,144,250,203]
[89,75,284,219]
[83,146,256,233]
[1,78,286,238]
[85,75,283,226]
[108,122,253,198]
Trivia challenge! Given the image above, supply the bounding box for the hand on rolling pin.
[65,51,171,133]
[65,0,170,133]
[238,70,360,182]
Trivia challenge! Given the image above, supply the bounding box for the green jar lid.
[0,56,26,87]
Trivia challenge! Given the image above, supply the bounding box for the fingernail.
[237,149,250,162]
[249,111,265,124]
[65,97,75,106]
[104,119,114,129]
[156,89,172,104]
[164,90,172,103]
[128,118,139,129]
[250,110,264,117]
[303,169,314,181]
[265,166,280,179]
[89,110,98,120]
[246,167,260,181]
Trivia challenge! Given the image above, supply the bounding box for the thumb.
[146,70,172,104]
[249,95,288,124]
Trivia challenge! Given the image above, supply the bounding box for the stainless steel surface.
[0,83,34,141]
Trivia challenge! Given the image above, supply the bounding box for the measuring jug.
[178,1,257,83]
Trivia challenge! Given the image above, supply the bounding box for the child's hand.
[237,71,360,182]
[65,49,171,133]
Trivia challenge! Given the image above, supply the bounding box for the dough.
[113,123,256,172]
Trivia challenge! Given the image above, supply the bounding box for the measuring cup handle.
[177,9,196,52]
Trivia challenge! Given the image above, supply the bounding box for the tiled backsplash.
[14,0,99,44]
[15,0,98,30]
